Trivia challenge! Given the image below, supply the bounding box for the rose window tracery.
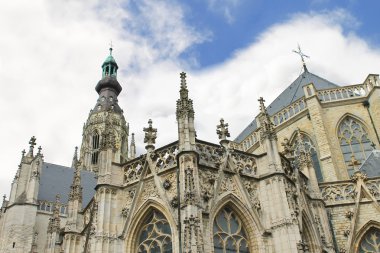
[213,207,250,253]
[137,210,172,253]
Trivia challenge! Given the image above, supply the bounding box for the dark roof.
[38,163,97,208]
[235,71,339,143]
[360,150,380,177]
[95,76,122,96]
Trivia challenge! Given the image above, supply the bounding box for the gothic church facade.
[0,49,379,253]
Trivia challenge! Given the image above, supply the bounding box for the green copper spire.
[101,46,118,78]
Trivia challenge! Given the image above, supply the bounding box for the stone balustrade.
[37,200,68,215]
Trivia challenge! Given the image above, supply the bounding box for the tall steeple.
[79,48,129,172]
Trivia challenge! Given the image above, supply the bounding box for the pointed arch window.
[359,227,380,253]
[137,210,172,253]
[213,206,250,253]
[338,117,373,175]
[91,131,100,165]
[292,133,323,182]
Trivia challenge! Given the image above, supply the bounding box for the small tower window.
[105,66,109,76]
[91,132,100,165]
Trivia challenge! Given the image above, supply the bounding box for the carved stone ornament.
[345,210,354,219]
[351,171,367,182]
[121,207,129,217]
[216,118,230,141]
[163,179,171,190]
[343,228,350,237]
[170,196,179,208]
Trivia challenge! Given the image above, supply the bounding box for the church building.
[0,48,379,253]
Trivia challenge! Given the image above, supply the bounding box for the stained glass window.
[137,210,172,253]
[338,117,373,176]
[292,133,323,182]
[213,207,250,253]
[359,228,380,253]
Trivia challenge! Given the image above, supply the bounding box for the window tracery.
[292,133,323,182]
[137,210,172,253]
[338,117,373,175]
[213,206,250,253]
[359,228,380,253]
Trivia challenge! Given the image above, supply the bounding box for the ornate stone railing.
[317,74,379,102]
[240,130,260,152]
[37,200,68,215]
[272,97,307,127]
[123,142,179,184]
[319,177,380,205]
[317,84,370,102]
[196,141,222,167]
[230,151,257,176]
[151,142,178,173]
[123,156,146,184]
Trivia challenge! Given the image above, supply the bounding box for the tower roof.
[235,70,339,143]
[102,54,118,68]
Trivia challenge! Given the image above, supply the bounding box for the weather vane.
[293,44,309,72]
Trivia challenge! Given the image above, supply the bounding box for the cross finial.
[37,146,42,155]
[258,97,266,114]
[143,119,157,150]
[29,136,36,146]
[109,41,113,55]
[217,118,230,141]
[28,136,37,156]
[180,72,187,89]
[293,44,309,72]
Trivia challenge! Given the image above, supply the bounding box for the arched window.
[292,133,323,182]
[358,227,380,253]
[213,206,250,253]
[137,210,172,253]
[91,131,100,165]
[338,117,373,176]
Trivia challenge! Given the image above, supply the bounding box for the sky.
[1,0,380,197]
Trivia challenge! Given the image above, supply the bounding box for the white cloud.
[1,3,380,199]
[207,0,241,24]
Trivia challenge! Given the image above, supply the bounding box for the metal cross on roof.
[109,41,113,55]
[293,44,309,72]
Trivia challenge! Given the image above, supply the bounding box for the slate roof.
[360,150,380,177]
[235,70,339,143]
[38,162,97,208]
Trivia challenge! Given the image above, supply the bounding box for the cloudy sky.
[1,0,380,197]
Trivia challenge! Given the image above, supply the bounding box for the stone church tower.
[80,48,129,173]
[0,49,379,253]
